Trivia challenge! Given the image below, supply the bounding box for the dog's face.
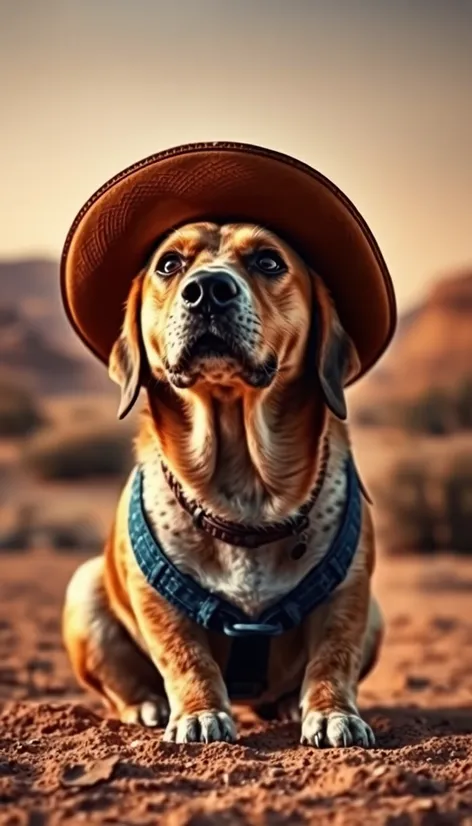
[109,222,359,419]
[143,223,312,392]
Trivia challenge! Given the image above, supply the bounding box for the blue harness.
[128,457,362,699]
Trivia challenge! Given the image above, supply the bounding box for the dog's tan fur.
[62,223,383,747]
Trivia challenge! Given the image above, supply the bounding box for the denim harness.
[128,457,362,700]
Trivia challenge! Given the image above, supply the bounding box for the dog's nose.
[181,271,240,314]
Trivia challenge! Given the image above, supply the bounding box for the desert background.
[1,1,472,824]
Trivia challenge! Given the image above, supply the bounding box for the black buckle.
[223,621,283,637]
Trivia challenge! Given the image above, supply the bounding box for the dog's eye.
[155,252,185,276]
[252,250,286,275]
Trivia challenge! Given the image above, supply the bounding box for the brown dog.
[62,221,383,747]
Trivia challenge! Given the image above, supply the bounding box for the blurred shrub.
[443,452,472,554]
[377,458,438,554]
[456,380,472,429]
[0,379,44,438]
[23,426,133,480]
[352,407,387,427]
[0,504,103,553]
[38,518,103,552]
[379,445,472,555]
[400,389,453,435]
[359,378,472,435]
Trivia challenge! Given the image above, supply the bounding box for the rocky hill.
[2,258,471,404]
[0,259,110,395]
[350,268,472,421]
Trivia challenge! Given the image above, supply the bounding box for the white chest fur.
[141,442,349,618]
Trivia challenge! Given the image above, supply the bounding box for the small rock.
[406,675,431,691]
[417,799,436,811]
[61,756,119,788]
[103,719,121,732]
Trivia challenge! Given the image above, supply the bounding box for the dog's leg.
[300,574,380,748]
[255,597,382,724]
[359,593,384,682]
[62,556,169,727]
[128,574,236,744]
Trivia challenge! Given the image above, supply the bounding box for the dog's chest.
[142,451,347,617]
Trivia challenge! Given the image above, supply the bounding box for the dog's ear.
[312,274,361,421]
[108,272,145,420]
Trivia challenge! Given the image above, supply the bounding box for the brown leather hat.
[61,141,396,383]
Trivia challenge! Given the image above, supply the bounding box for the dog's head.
[109,222,360,419]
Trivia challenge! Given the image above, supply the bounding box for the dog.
[62,221,383,747]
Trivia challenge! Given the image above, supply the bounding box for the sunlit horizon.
[1,0,471,311]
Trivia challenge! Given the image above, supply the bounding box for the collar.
[159,439,330,551]
[128,454,362,638]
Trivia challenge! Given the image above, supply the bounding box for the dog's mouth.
[166,331,278,389]
[185,332,243,364]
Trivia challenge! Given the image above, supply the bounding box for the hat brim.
[60,141,396,384]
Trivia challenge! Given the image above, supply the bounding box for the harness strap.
[224,635,272,700]
[129,455,362,641]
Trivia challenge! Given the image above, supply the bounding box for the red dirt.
[0,549,471,825]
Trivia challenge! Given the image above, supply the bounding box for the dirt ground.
[0,549,471,825]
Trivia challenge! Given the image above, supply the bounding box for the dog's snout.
[209,272,239,307]
[181,271,240,314]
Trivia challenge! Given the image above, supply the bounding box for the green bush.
[23,426,133,480]
[0,379,44,438]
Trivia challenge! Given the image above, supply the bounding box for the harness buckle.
[223,621,284,637]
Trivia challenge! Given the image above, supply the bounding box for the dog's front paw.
[301,710,375,749]
[163,710,236,744]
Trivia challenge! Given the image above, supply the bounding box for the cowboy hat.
[60,141,396,383]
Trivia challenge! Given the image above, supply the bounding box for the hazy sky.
[1,0,471,310]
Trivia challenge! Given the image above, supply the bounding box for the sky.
[1,0,471,311]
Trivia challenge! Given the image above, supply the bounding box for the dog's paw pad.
[120,696,169,728]
[301,710,375,749]
[163,710,236,744]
